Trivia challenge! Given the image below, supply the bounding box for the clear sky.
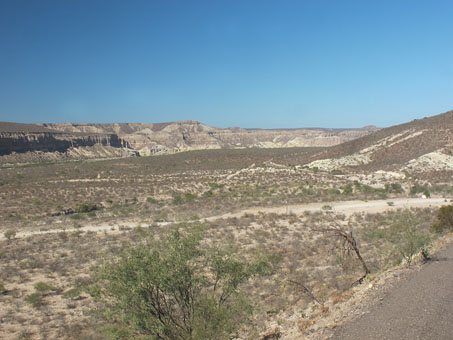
[0,0,452,128]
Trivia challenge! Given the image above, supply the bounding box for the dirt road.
[330,241,453,340]
[2,197,450,240]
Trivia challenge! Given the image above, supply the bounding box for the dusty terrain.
[2,111,453,340]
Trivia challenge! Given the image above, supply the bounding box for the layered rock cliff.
[0,131,127,155]
[40,121,378,156]
[0,120,377,163]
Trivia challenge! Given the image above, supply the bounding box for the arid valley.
[1,111,453,339]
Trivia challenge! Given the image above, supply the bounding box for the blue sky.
[0,0,452,128]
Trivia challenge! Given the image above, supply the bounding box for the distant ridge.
[306,110,453,173]
[39,120,377,156]
[0,120,376,163]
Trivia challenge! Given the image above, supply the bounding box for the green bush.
[34,282,54,294]
[92,226,271,340]
[432,205,453,233]
[25,292,46,308]
[389,212,431,265]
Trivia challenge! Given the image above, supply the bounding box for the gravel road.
[330,242,453,340]
[1,197,450,240]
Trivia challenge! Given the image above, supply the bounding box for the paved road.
[331,242,453,340]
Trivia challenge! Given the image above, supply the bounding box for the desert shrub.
[184,192,198,201]
[34,281,55,294]
[69,213,84,220]
[208,182,223,190]
[365,210,433,267]
[172,194,183,205]
[385,183,404,193]
[410,185,430,196]
[75,202,97,213]
[92,226,271,340]
[0,282,5,294]
[342,184,353,195]
[432,205,453,233]
[4,229,16,240]
[146,197,158,204]
[64,287,83,299]
[25,292,46,308]
[386,212,431,265]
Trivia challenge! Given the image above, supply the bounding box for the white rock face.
[403,150,453,171]
[307,154,372,171]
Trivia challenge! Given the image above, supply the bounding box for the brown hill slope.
[306,110,453,172]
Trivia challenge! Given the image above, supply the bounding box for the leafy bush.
[92,226,271,340]
[388,212,431,265]
[34,282,54,294]
[25,293,46,308]
[432,205,453,233]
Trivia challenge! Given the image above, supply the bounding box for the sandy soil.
[3,197,450,240]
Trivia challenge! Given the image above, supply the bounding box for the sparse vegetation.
[0,146,452,339]
[93,226,271,340]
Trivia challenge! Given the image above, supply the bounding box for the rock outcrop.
[40,121,378,156]
[0,120,378,163]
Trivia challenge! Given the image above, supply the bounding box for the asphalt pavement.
[330,242,453,340]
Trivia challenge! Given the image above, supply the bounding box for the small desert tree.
[92,226,271,340]
[316,224,370,285]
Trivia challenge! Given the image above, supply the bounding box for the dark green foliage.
[93,226,271,340]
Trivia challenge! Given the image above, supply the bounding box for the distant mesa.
[0,120,377,163]
[3,110,453,171]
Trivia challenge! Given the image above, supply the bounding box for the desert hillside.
[305,110,453,175]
